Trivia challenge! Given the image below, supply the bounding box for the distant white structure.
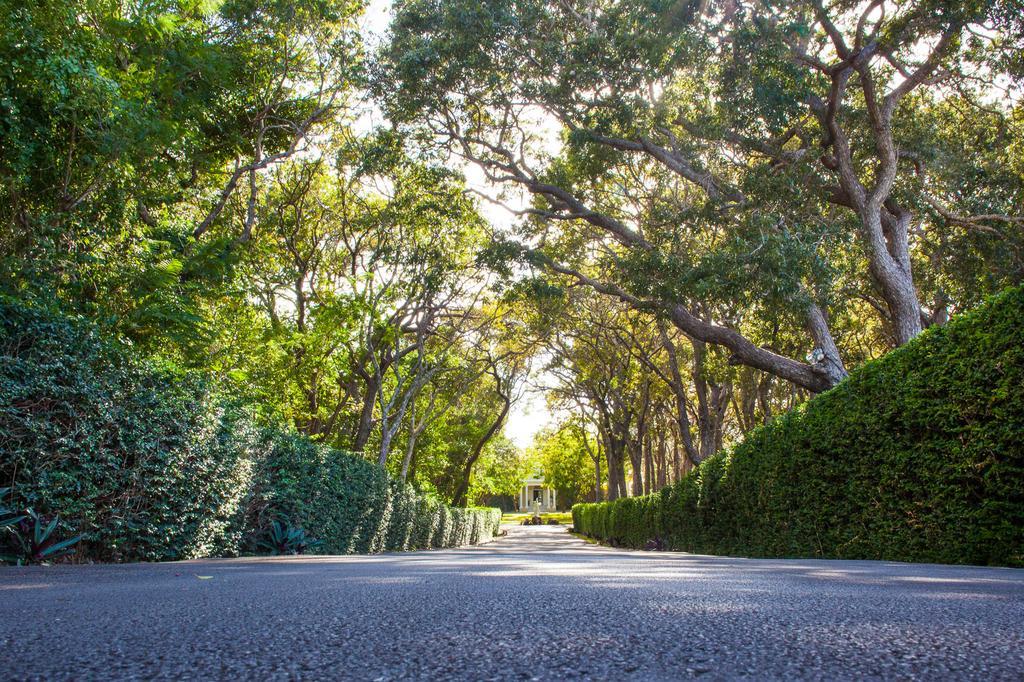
[518,473,557,513]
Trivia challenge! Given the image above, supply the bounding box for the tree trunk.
[757,375,773,425]
[613,445,627,499]
[672,437,682,484]
[806,301,848,386]
[400,431,416,482]
[451,394,510,508]
[602,430,628,501]
[667,302,836,393]
[656,431,667,490]
[691,340,715,461]
[377,427,395,468]
[397,417,417,481]
[352,374,379,453]
[602,430,617,501]
[581,428,603,502]
[630,382,650,496]
[642,432,654,495]
[627,439,643,497]
[657,323,702,467]
[865,201,923,346]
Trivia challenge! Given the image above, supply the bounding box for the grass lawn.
[501,511,574,525]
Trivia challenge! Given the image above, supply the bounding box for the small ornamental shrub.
[1,508,83,565]
[256,519,322,556]
[575,286,1024,567]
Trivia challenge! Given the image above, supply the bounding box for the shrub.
[0,299,501,562]
[575,286,1024,567]
[409,497,440,550]
[241,437,500,554]
[384,482,419,552]
[1,508,83,565]
[448,507,469,547]
[0,299,258,561]
[432,505,453,549]
[255,519,322,556]
[468,508,482,545]
[473,507,502,541]
[238,431,394,555]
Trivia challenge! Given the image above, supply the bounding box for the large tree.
[377,0,1024,393]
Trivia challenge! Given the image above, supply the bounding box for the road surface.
[2,524,1022,680]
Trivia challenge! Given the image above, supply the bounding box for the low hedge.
[574,286,1024,567]
[241,432,394,556]
[246,444,500,555]
[0,299,500,562]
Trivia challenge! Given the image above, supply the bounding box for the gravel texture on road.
[2,524,1023,680]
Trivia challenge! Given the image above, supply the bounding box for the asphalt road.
[2,524,1023,681]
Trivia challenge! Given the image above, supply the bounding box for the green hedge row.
[0,299,500,562]
[574,286,1024,567]
[250,438,501,554]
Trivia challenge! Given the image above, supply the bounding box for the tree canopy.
[2,0,1021,507]
[378,0,1024,394]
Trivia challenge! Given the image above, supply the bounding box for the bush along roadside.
[0,488,83,565]
[0,298,500,563]
[243,434,501,556]
[574,286,1024,567]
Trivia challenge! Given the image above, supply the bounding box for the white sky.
[361,0,555,449]
[504,391,551,449]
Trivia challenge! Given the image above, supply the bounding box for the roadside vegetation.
[0,300,500,562]
[1,0,1021,565]
[574,287,1024,566]
[502,512,574,525]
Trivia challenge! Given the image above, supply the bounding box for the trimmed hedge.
[245,442,500,555]
[574,286,1024,567]
[0,299,500,562]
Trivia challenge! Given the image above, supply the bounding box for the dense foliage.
[0,0,526,506]
[0,300,499,562]
[574,286,1024,566]
[373,0,1024,504]
[1,0,1022,566]
[0,0,358,343]
[530,423,603,508]
[381,0,1024,388]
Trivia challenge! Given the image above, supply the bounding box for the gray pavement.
[1,524,1023,680]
